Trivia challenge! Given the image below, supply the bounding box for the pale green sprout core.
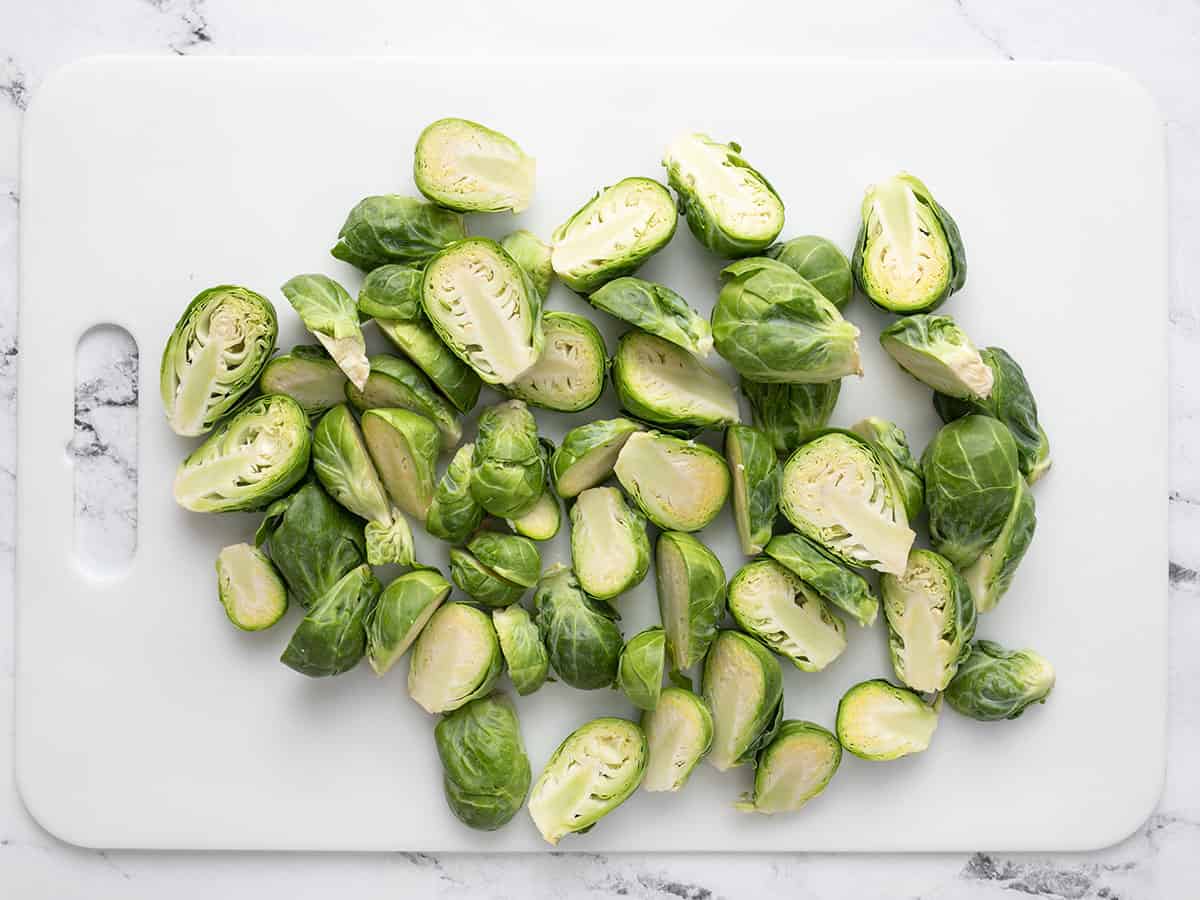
[407,603,502,715]
[215,543,287,631]
[414,118,535,213]
[614,431,730,532]
[640,687,713,792]
[836,679,938,761]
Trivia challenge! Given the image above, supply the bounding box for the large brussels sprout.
[215,543,287,631]
[506,486,562,542]
[656,531,726,671]
[414,118,535,214]
[280,564,381,677]
[836,679,939,761]
[726,424,780,556]
[281,274,369,390]
[160,285,277,436]
[174,394,310,513]
[735,721,841,815]
[640,687,713,792]
[779,430,915,575]
[614,431,730,532]
[450,531,541,609]
[533,564,623,690]
[434,694,532,831]
[331,194,467,271]
[713,257,861,383]
[766,236,853,310]
[617,627,666,711]
[551,177,677,293]
[962,477,1037,613]
[702,630,784,771]
[570,487,650,602]
[259,345,348,418]
[361,408,441,522]
[470,400,547,518]
[880,315,993,400]
[764,533,879,627]
[944,640,1056,721]
[365,568,450,675]
[426,443,484,544]
[501,230,553,302]
[505,311,606,413]
[728,559,847,672]
[741,379,841,455]
[346,354,462,446]
[850,417,924,520]
[528,717,647,845]
[662,133,784,257]
[613,331,739,430]
[551,418,642,499]
[492,604,550,696]
[852,173,966,313]
[408,602,503,714]
[588,277,713,357]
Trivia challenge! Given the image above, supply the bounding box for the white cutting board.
[16,57,1166,852]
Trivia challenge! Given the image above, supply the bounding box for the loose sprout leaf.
[614,431,730,533]
[640,686,713,792]
[414,118,535,213]
[281,274,369,390]
[944,640,1056,721]
[408,603,503,714]
[766,236,853,310]
[570,486,650,601]
[366,569,450,675]
[836,679,939,761]
[215,543,287,631]
[435,695,532,831]
[880,314,993,400]
[613,331,739,430]
[702,630,784,771]
[505,311,606,412]
[735,721,841,815]
[742,379,841,455]
[588,276,713,357]
[331,194,467,271]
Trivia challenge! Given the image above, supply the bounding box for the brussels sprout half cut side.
[880,315,993,400]
[533,564,623,691]
[570,486,650,602]
[331,194,467,271]
[640,687,713,792]
[588,276,713,357]
[281,274,370,391]
[259,345,348,417]
[505,311,607,413]
[507,488,562,542]
[215,543,287,631]
[414,118,535,214]
[742,378,841,455]
[726,424,781,556]
[280,564,381,678]
[493,604,550,696]
[614,431,730,533]
[361,408,441,522]
[408,603,503,714]
[613,331,739,431]
[426,443,484,544]
[763,533,879,628]
[617,627,666,711]
[551,418,642,499]
[366,568,451,675]
[735,721,842,815]
[501,230,554,302]
[346,354,462,447]
[944,640,1056,721]
[656,531,727,672]
[836,679,938,761]
[702,630,784,771]
[766,236,853,310]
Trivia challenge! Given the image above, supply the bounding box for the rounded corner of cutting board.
[15,759,104,851]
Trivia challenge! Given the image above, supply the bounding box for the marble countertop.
[2,1,1198,896]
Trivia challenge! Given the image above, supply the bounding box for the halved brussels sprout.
[426,443,484,544]
[493,604,550,696]
[374,317,483,414]
[173,394,310,513]
[331,194,467,271]
[962,478,1037,613]
[470,400,547,518]
[640,686,713,792]
[702,630,784,771]
[766,236,853,310]
[945,640,1056,721]
[450,530,541,608]
[281,274,369,390]
[414,118,535,214]
[656,531,726,671]
[880,315,993,400]
[160,285,278,436]
[836,679,938,761]
[570,486,650,601]
[741,379,841,455]
[505,311,606,412]
[552,418,642,499]
[366,568,450,675]
[259,345,348,417]
[501,230,554,302]
[613,331,739,430]
[726,425,781,556]
[614,431,730,532]
[507,488,561,541]
[528,717,647,845]
[588,277,713,357]
[735,721,841,815]
[215,543,287,631]
[280,564,381,677]
[662,133,784,258]
[345,354,462,447]
[850,417,924,521]
[618,627,666,711]
[763,533,879,627]
[357,264,424,320]
[408,602,503,714]
[779,430,915,575]
[728,559,847,672]
[533,564,623,690]
[361,408,441,522]
[852,173,966,313]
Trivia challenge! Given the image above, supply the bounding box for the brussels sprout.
[850,417,924,520]
[662,133,784,257]
[360,408,441,522]
[505,312,607,413]
[492,604,550,696]
[766,236,853,310]
[588,277,713,357]
[614,431,730,532]
[881,549,977,693]
[528,717,647,845]
[450,531,541,609]
[880,315,993,400]
[779,430,915,575]
[174,394,310,513]
[408,602,503,714]
[552,418,643,499]
[735,721,841,815]
[426,443,484,543]
[962,478,1037,613]
[366,569,450,675]
[741,379,841,455]
[726,425,780,556]
[259,345,348,417]
[506,488,562,541]
[215,543,287,631]
[852,173,966,313]
[613,331,739,430]
[470,400,547,518]
[764,533,879,627]
[345,354,462,447]
[331,194,467,271]
[160,285,278,436]
[357,264,424,320]
[280,564,381,677]
[728,559,847,672]
[640,687,713,792]
[713,257,862,384]
[501,230,554,302]
[656,531,726,671]
[570,487,650,601]
[618,627,666,710]
[702,630,784,771]
[414,118,535,214]
[836,679,938,761]
[280,274,370,390]
[944,640,1056,721]
[533,564,623,690]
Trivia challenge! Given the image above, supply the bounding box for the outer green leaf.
[345,354,462,447]
[533,564,623,691]
[501,230,554,302]
[493,605,550,696]
[741,379,841,455]
[726,424,780,555]
[618,627,666,711]
[281,274,369,390]
[588,276,713,357]
[280,564,381,677]
[962,478,1037,613]
[764,532,879,627]
[375,317,482,414]
[880,314,993,400]
[331,194,467,271]
[426,444,484,543]
[766,236,853,309]
[435,695,532,831]
[850,417,924,520]
[470,400,546,518]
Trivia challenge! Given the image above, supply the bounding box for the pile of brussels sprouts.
[166,117,1056,842]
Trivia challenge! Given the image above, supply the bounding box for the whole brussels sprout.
[617,627,666,711]
[426,444,484,544]
[259,345,348,418]
[741,378,841,455]
[962,478,1037,613]
[570,486,650,601]
[836,679,938,761]
[880,314,993,400]
[281,274,369,390]
[414,118,535,214]
[613,331,739,430]
[552,418,642,499]
[655,531,726,671]
[408,602,503,714]
[614,431,730,532]
[215,543,287,631]
[850,417,924,520]
[450,530,541,609]
[365,568,450,675]
[470,400,547,518]
[280,564,381,678]
[588,277,713,357]
[346,354,462,447]
[735,721,841,815]
[725,424,781,556]
[764,533,879,627]
[766,236,853,309]
[361,408,441,522]
[703,630,784,771]
[640,687,713,792]
[533,564,623,691]
[505,311,607,413]
[945,640,1056,721]
[501,230,554,302]
[492,604,550,696]
[331,194,467,271]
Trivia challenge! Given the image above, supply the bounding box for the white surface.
[14,55,1166,854]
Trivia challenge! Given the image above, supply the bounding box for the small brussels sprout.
[501,230,554,302]
[735,721,841,815]
[215,543,287,631]
[331,194,467,271]
[726,425,781,556]
[426,443,485,544]
[764,533,879,627]
[570,487,650,601]
[450,531,541,608]
[435,694,532,831]
[357,264,424,320]
[408,602,503,714]
[880,315,993,400]
[280,564,381,677]
[414,118,535,214]
[881,549,977,693]
[613,331,739,430]
[662,133,784,257]
[505,311,607,413]
[365,568,451,675]
[281,274,370,390]
[470,400,547,518]
[588,277,713,357]
[551,418,643,499]
[656,531,726,671]
[618,627,666,711]
[850,417,924,520]
[779,430,915,575]
[345,354,462,447]
[259,345,348,417]
[506,488,561,541]
[640,687,713,792]
[962,478,1037,613]
[741,379,841,455]
[361,408,441,522]
[174,394,310,513]
[713,258,862,383]
[614,431,730,532]
[728,559,847,672]
[533,564,623,690]
[836,679,938,761]
[766,236,853,310]
[702,630,784,771]
[492,604,550,696]
[160,285,277,436]
[852,173,966,313]
[944,640,1056,721]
